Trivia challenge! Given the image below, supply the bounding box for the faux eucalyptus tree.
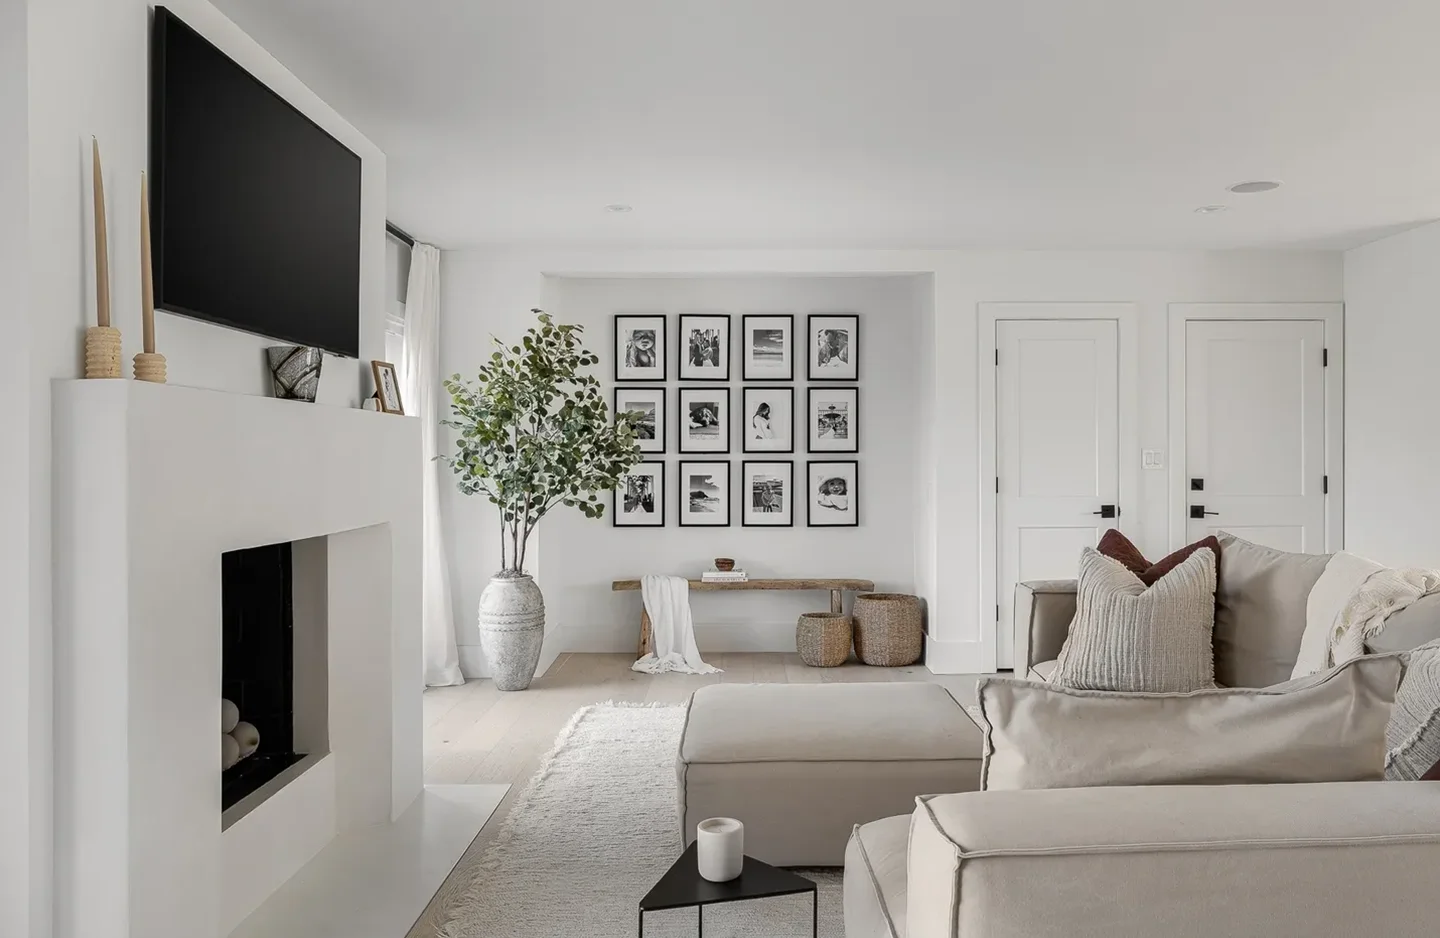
[442,310,643,576]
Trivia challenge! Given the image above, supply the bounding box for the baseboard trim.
[922,638,988,675]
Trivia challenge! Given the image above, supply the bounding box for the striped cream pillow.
[1053,547,1217,693]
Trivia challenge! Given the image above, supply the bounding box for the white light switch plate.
[1142,449,1164,470]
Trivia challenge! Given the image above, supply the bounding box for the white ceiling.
[214,0,1440,250]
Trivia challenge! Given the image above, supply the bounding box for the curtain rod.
[385,221,416,248]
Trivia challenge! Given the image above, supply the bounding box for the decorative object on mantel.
[714,557,735,572]
[442,309,644,690]
[85,137,123,380]
[797,612,853,667]
[852,592,923,667]
[220,697,259,770]
[371,360,403,414]
[266,345,323,401]
[132,171,166,383]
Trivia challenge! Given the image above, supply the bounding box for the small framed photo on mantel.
[678,460,731,527]
[678,312,731,381]
[371,360,404,414]
[613,387,666,454]
[613,461,665,527]
[808,386,858,453]
[807,460,858,527]
[614,314,667,382]
[807,313,859,381]
[742,313,795,381]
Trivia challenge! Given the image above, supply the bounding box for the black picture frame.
[612,461,666,527]
[678,460,732,527]
[613,386,667,454]
[807,313,859,381]
[678,386,732,454]
[741,313,795,381]
[677,312,732,382]
[614,314,668,382]
[807,386,859,454]
[741,460,795,527]
[806,460,859,527]
[741,386,795,454]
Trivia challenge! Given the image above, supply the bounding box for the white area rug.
[434,703,842,938]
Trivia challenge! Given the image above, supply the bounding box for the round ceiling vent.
[1194,205,1229,214]
[1227,180,1281,194]
[605,203,633,214]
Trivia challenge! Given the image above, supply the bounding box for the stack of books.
[701,569,749,583]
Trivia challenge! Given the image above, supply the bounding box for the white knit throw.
[1330,568,1440,668]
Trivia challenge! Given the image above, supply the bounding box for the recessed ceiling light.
[1194,205,1228,214]
[605,203,633,214]
[1227,180,1281,194]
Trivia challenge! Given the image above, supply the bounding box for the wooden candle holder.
[85,326,123,379]
[133,351,167,383]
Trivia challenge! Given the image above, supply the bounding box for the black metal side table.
[638,843,818,937]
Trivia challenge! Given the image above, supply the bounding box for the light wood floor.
[408,652,983,937]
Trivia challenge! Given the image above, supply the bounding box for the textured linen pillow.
[1214,532,1331,687]
[1052,547,1216,693]
[1097,528,1222,589]
[1386,641,1440,781]
[978,654,1403,792]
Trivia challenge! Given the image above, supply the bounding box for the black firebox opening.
[222,542,305,811]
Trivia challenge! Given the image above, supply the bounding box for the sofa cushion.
[1052,547,1216,692]
[1369,593,1440,655]
[843,816,909,938]
[1215,532,1331,687]
[1098,527,1221,588]
[977,654,1401,791]
[1387,641,1440,780]
[1028,659,1058,682]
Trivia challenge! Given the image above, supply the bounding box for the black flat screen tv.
[150,7,362,358]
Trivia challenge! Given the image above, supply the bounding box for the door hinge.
[996,604,1001,622]
[995,349,1000,365]
[1323,474,1329,494]
[1323,347,1329,367]
[995,476,1000,493]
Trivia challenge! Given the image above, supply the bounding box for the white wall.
[1344,221,1440,566]
[438,249,1342,673]
[25,3,387,934]
[2,1,38,935]
[531,275,924,654]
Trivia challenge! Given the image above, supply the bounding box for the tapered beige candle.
[91,137,111,328]
[140,172,155,353]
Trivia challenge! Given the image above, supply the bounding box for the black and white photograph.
[614,314,667,382]
[612,462,665,527]
[808,386,859,453]
[741,313,795,381]
[678,313,731,381]
[742,386,794,453]
[807,460,858,527]
[678,461,731,527]
[678,386,731,454]
[742,461,794,527]
[613,387,666,454]
[807,313,860,381]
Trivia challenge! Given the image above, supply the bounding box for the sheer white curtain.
[403,243,464,687]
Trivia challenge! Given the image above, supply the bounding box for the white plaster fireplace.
[52,380,422,938]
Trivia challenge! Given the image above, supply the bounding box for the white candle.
[696,817,744,882]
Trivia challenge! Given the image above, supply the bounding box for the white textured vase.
[478,573,546,691]
[696,817,744,882]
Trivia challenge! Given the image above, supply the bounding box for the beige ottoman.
[677,683,982,867]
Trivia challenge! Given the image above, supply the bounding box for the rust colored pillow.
[1097,529,1222,588]
[1423,759,1440,782]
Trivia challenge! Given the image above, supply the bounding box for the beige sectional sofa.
[843,576,1440,937]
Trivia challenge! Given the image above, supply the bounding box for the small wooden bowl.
[714,558,735,572]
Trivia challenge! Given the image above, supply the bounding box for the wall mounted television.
[150,6,362,358]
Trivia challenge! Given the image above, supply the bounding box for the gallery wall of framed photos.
[611,310,862,529]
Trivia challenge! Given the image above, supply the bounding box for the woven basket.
[852,593,923,666]
[796,612,852,668]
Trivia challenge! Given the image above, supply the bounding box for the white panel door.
[997,320,1119,669]
[1184,320,1326,551]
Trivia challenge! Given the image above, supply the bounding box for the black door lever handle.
[1189,505,1220,519]
[1092,505,1117,519]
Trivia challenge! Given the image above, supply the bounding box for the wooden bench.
[611,578,876,657]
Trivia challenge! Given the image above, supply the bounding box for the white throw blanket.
[630,575,721,675]
[1294,552,1440,677]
